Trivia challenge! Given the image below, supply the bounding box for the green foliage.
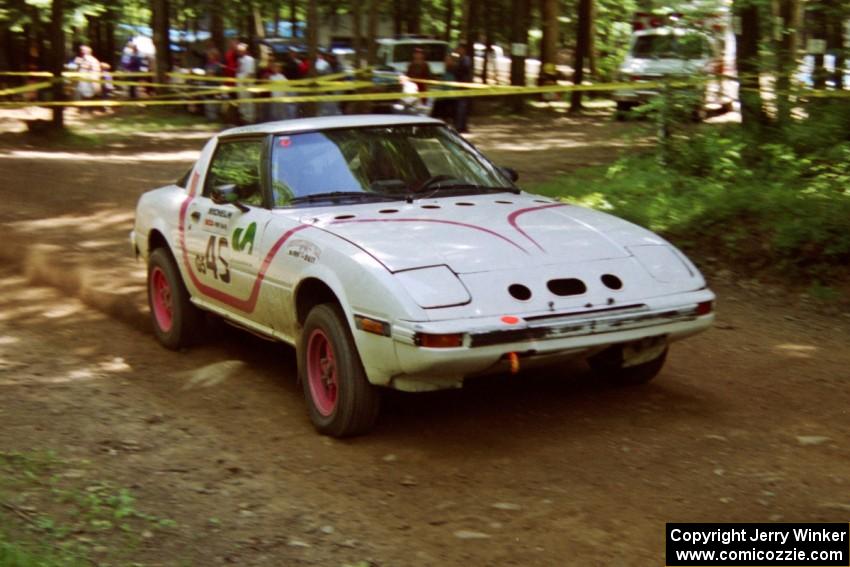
[593,0,639,81]
[0,449,181,567]
[0,535,88,567]
[533,118,850,283]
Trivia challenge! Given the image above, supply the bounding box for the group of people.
[402,45,473,132]
[203,40,346,124]
[62,38,475,131]
[68,45,115,107]
[66,41,151,107]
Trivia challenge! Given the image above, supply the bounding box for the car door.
[184,137,274,319]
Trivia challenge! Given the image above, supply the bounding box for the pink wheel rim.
[307,329,338,416]
[150,266,173,333]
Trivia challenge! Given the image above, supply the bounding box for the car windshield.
[393,43,449,63]
[632,33,710,60]
[270,125,512,206]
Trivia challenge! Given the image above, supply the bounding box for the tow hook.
[506,352,520,374]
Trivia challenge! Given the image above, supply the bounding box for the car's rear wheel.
[588,345,668,386]
[147,247,203,350]
[298,304,381,437]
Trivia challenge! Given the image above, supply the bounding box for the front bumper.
[385,289,714,390]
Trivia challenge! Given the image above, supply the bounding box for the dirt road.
[0,110,848,566]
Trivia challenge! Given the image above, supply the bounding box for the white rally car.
[132,115,714,437]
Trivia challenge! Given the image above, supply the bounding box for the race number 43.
[195,235,231,283]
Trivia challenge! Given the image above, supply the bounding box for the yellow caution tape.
[144,80,376,100]
[165,67,374,86]
[2,72,847,107]
[0,80,679,108]
[0,80,55,97]
[0,71,54,78]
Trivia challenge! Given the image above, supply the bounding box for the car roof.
[219,114,444,138]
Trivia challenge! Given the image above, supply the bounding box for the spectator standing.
[268,62,294,121]
[298,52,310,77]
[405,48,432,109]
[283,51,302,80]
[328,51,343,74]
[236,42,257,124]
[397,74,422,114]
[453,45,473,132]
[204,47,223,121]
[315,51,340,116]
[223,39,239,80]
[123,44,144,98]
[100,62,114,105]
[432,53,457,121]
[72,45,101,108]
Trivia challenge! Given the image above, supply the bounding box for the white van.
[376,38,450,76]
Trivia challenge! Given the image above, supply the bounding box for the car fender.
[288,236,428,386]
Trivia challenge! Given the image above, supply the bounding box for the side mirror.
[211,184,249,212]
[499,166,519,183]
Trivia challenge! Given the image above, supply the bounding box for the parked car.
[614,27,730,118]
[132,115,715,437]
[375,37,450,76]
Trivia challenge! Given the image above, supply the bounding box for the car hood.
[296,193,663,274]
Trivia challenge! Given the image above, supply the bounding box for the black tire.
[147,247,203,350]
[298,303,381,437]
[588,346,668,386]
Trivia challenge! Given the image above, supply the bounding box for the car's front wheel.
[147,247,203,350]
[588,344,668,386]
[298,304,381,437]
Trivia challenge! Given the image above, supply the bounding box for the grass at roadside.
[532,122,850,298]
[0,450,181,567]
[0,107,217,150]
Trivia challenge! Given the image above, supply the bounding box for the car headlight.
[627,245,694,283]
[394,266,471,309]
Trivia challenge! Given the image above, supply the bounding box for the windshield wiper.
[289,191,400,205]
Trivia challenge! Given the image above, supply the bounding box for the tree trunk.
[481,1,492,83]
[406,0,421,34]
[50,0,65,129]
[104,17,116,69]
[569,0,590,112]
[393,1,402,36]
[444,0,453,41]
[464,0,478,55]
[352,0,362,68]
[151,0,171,84]
[290,0,298,39]
[824,0,845,89]
[510,0,529,111]
[273,0,281,36]
[540,0,558,67]
[808,1,828,89]
[367,0,379,64]
[774,0,798,124]
[247,7,257,53]
[588,0,596,76]
[211,1,225,53]
[735,0,765,129]
[307,0,318,77]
